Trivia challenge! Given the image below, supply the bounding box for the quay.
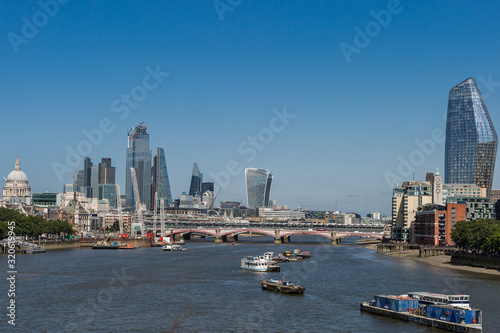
[360,302,482,333]
[0,239,46,254]
[79,237,152,248]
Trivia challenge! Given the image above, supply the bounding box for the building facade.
[125,123,152,210]
[414,203,466,246]
[2,156,31,205]
[152,147,173,208]
[445,77,498,194]
[98,158,115,184]
[245,168,273,209]
[188,162,203,196]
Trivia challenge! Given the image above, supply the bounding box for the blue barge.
[360,294,482,332]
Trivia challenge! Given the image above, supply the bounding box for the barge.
[261,279,305,294]
[360,293,482,332]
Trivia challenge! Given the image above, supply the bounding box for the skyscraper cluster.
[125,123,172,210]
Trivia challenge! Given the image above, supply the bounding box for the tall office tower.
[188,162,203,196]
[76,170,85,187]
[83,156,93,187]
[152,147,173,208]
[125,123,152,210]
[445,78,498,194]
[90,165,99,198]
[98,157,115,184]
[245,168,273,209]
[201,182,214,194]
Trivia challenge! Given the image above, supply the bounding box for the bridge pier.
[274,237,281,244]
[215,229,223,243]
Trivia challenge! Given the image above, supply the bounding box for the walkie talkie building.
[245,168,273,209]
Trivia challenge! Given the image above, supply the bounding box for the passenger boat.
[407,292,470,310]
[261,279,305,294]
[163,243,183,251]
[360,292,482,332]
[240,256,270,272]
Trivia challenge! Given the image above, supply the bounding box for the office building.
[245,168,273,209]
[91,165,99,199]
[189,162,203,196]
[202,182,214,194]
[83,156,93,187]
[125,123,152,210]
[98,158,115,184]
[152,147,173,208]
[445,77,498,194]
[99,184,117,208]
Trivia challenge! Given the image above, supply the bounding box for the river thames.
[2,237,499,332]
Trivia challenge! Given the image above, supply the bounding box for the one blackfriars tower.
[445,77,497,194]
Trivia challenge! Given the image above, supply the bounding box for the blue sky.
[1,0,500,216]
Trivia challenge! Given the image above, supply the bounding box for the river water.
[2,236,499,332]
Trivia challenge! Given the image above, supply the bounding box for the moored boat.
[360,292,482,332]
[261,279,305,294]
[118,244,135,250]
[240,256,269,272]
[92,241,119,249]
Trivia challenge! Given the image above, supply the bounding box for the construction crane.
[160,198,165,239]
[130,167,146,237]
[115,183,124,237]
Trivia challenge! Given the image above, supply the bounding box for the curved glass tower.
[245,168,273,209]
[445,77,497,194]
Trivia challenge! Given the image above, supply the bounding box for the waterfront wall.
[451,253,500,270]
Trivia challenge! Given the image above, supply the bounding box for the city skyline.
[2,1,500,216]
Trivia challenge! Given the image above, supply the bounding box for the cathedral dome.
[6,156,28,184]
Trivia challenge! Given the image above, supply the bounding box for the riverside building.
[445,77,498,195]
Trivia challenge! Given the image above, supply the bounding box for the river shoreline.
[363,242,500,278]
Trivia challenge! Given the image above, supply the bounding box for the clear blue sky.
[1,0,500,216]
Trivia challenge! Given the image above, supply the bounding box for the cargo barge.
[360,293,482,333]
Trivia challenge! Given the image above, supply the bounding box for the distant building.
[32,193,60,207]
[245,168,273,209]
[91,165,99,199]
[189,162,203,196]
[152,147,173,208]
[98,158,115,184]
[220,201,241,210]
[258,207,305,221]
[125,123,152,210]
[99,184,117,208]
[202,191,215,209]
[179,193,194,209]
[414,203,466,246]
[367,211,381,220]
[201,182,214,194]
[445,77,497,195]
[84,156,93,187]
[2,155,31,205]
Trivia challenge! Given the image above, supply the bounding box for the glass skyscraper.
[445,77,497,194]
[152,147,173,208]
[189,162,203,196]
[245,168,273,209]
[125,123,152,210]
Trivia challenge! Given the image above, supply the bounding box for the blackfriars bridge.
[161,221,384,245]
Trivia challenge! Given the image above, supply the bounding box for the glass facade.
[125,124,152,209]
[32,193,58,207]
[99,184,117,207]
[445,78,497,194]
[245,168,273,209]
[152,147,173,207]
[189,162,203,196]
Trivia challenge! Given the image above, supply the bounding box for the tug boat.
[261,279,305,294]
